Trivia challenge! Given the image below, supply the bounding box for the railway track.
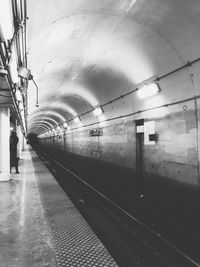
[36,149,200,267]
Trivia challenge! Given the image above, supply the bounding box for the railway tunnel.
[1,0,200,266]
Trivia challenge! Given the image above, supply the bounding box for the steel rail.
[41,150,200,267]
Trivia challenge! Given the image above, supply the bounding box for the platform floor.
[0,147,118,267]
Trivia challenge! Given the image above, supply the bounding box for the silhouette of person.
[10,131,19,174]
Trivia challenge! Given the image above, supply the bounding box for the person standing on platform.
[10,131,19,174]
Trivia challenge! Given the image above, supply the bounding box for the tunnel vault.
[27,0,200,136]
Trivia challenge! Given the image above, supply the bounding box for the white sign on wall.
[144,121,155,145]
[136,125,144,133]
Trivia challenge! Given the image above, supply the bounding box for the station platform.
[0,147,118,267]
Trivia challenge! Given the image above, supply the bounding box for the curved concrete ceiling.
[27,0,200,134]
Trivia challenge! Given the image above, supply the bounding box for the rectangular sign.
[136,125,144,133]
[144,121,156,145]
[89,128,103,137]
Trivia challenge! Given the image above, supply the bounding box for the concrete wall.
[42,98,199,192]
[39,63,200,194]
[63,119,136,168]
[58,110,196,193]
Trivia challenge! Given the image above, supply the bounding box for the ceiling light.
[138,83,160,99]
[15,89,22,102]
[9,50,19,84]
[0,0,14,41]
[16,0,23,22]
[74,117,80,123]
[18,102,23,111]
[63,122,68,128]
[93,106,103,116]
[56,125,61,131]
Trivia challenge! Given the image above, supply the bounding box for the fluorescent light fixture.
[0,0,14,40]
[138,83,160,99]
[19,102,23,111]
[15,89,22,102]
[63,122,68,128]
[16,0,23,22]
[74,117,80,123]
[9,49,19,84]
[93,106,103,116]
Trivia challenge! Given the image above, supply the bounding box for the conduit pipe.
[53,57,200,130]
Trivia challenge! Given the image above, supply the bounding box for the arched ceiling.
[27,0,200,134]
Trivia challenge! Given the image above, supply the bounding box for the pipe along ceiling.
[26,0,200,135]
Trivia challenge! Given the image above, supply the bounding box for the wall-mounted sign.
[136,125,144,133]
[144,121,156,145]
[89,128,103,136]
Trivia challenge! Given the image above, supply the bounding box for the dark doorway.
[136,119,144,197]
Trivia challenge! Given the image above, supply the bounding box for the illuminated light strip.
[31,103,77,117]
[19,102,23,111]
[8,47,19,84]
[29,126,49,134]
[28,101,77,117]
[0,0,14,40]
[37,127,48,132]
[28,121,54,131]
[29,117,59,127]
[15,89,22,102]
[29,120,54,128]
[29,124,50,131]
[33,129,49,136]
[29,127,51,136]
[28,110,66,122]
[36,127,48,134]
